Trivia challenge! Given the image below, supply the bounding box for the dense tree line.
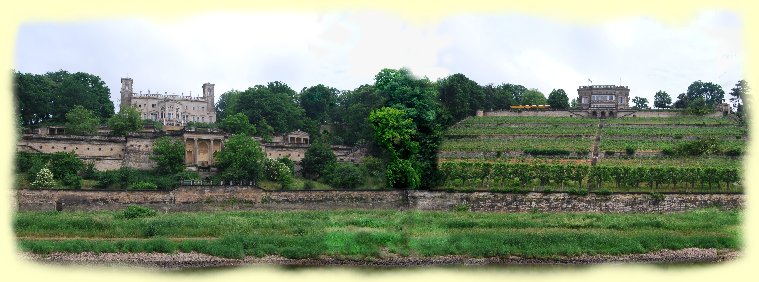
[14,70,114,127]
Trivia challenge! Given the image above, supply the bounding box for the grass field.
[16,208,740,259]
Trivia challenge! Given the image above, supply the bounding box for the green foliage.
[662,137,722,157]
[64,105,100,135]
[323,163,365,189]
[437,73,484,123]
[276,157,295,174]
[368,107,419,159]
[361,156,386,178]
[81,160,97,179]
[300,84,339,123]
[546,89,569,110]
[215,82,305,134]
[632,96,650,109]
[120,205,158,219]
[653,90,672,109]
[215,134,265,182]
[301,141,337,180]
[108,107,142,137]
[14,70,114,127]
[452,203,470,212]
[685,96,711,115]
[257,119,275,142]
[386,158,420,189]
[520,88,547,105]
[151,137,185,174]
[219,112,256,135]
[624,146,636,156]
[523,148,571,156]
[332,84,384,146]
[263,158,294,189]
[131,181,158,190]
[61,174,82,189]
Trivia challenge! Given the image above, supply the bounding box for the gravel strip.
[22,248,739,269]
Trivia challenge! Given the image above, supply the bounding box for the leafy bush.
[624,146,636,156]
[524,148,571,156]
[595,188,612,196]
[131,181,158,190]
[61,174,82,189]
[452,203,470,212]
[323,163,365,189]
[31,167,56,188]
[301,141,336,180]
[361,156,386,178]
[303,181,316,190]
[567,188,589,196]
[276,157,295,175]
[81,161,97,179]
[121,205,157,219]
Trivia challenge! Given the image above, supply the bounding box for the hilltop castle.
[120,78,217,127]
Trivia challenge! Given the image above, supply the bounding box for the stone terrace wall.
[16,187,742,213]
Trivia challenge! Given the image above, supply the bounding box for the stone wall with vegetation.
[16,187,743,213]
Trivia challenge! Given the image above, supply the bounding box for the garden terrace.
[600,126,746,138]
[599,139,746,154]
[605,116,738,125]
[440,138,593,154]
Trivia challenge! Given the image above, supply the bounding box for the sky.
[14,10,744,108]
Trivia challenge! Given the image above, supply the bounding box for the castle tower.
[202,83,215,113]
[120,78,133,111]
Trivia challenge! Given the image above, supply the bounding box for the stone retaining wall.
[16,187,742,213]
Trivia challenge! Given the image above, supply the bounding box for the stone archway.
[609,111,615,118]
[592,111,597,118]
[600,111,606,118]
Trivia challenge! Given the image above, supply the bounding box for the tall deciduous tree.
[151,137,186,174]
[481,84,514,111]
[14,70,114,126]
[300,140,337,180]
[674,80,725,109]
[729,79,749,115]
[436,73,484,123]
[632,96,650,110]
[653,91,672,109]
[521,89,547,105]
[220,83,305,134]
[108,107,142,137]
[299,84,339,123]
[215,134,265,182]
[65,105,100,135]
[333,84,385,146]
[373,68,443,189]
[547,89,569,110]
[219,112,256,135]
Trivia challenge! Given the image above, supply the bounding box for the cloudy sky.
[14,10,743,108]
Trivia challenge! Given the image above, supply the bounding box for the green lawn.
[16,208,740,259]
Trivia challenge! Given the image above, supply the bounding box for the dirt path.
[591,119,602,165]
[21,248,739,269]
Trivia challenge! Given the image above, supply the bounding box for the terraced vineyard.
[438,115,746,193]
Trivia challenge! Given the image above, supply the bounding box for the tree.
[729,80,749,115]
[14,70,114,127]
[373,68,443,189]
[300,141,337,180]
[632,96,650,109]
[570,97,579,109]
[215,134,265,182]
[546,89,570,110]
[332,85,385,146]
[219,112,256,135]
[481,84,514,111]
[368,107,418,159]
[220,83,306,134]
[215,90,241,120]
[685,96,710,115]
[151,137,185,174]
[108,107,142,137]
[65,105,100,135]
[48,152,83,181]
[521,89,547,105]
[653,91,672,109]
[436,73,484,123]
[299,84,339,123]
[686,80,725,107]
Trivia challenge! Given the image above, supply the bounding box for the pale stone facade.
[121,78,216,126]
[578,85,630,117]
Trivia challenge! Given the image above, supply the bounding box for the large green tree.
[299,84,339,123]
[521,88,547,105]
[215,134,265,182]
[65,105,100,135]
[632,96,650,110]
[481,84,514,111]
[332,84,385,146]
[729,79,749,115]
[108,107,142,137]
[300,140,337,180]
[653,91,672,109]
[217,83,306,134]
[372,68,442,189]
[14,70,114,126]
[369,107,421,189]
[219,112,256,135]
[546,89,569,110]
[674,80,725,109]
[436,73,484,124]
[151,137,186,174]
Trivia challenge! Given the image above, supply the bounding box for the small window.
[63,147,66,150]
[152,104,156,108]
[87,148,90,150]
[52,146,55,149]
[110,148,113,151]
[39,146,42,149]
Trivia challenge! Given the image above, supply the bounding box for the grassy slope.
[16,209,740,259]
